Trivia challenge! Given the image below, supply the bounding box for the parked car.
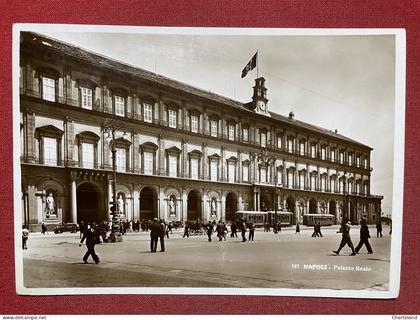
[54,223,79,234]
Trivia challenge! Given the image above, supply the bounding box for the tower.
[249,77,269,116]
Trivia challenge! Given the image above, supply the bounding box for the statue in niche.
[118,194,125,215]
[169,196,176,216]
[45,192,56,218]
[211,198,217,216]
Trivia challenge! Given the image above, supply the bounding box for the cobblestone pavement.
[22,225,391,290]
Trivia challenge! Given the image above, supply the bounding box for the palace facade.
[19,32,382,231]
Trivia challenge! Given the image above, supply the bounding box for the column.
[158,135,165,175]
[253,191,257,211]
[159,188,165,219]
[182,189,188,222]
[132,94,138,119]
[24,109,36,163]
[64,117,75,166]
[133,133,140,173]
[71,180,77,223]
[220,146,225,181]
[133,190,140,221]
[159,99,165,125]
[257,192,260,211]
[295,200,300,223]
[182,139,188,178]
[237,151,242,183]
[202,143,208,180]
[202,192,209,221]
[221,193,226,222]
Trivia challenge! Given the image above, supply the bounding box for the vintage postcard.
[13,24,405,298]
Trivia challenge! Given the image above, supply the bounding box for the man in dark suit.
[241,219,247,242]
[355,218,373,254]
[159,219,166,252]
[79,224,100,264]
[333,219,357,256]
[149,218,161,252]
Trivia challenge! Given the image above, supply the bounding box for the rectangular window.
[143,103,153,123]
[243,164,249,182]
[287,139,293,153]
[299,173,305,190]
[228,162,235,182]
[42,77,55,102]
[115,96,125,117]
[288,171,294,188]
[143,152,153,175]
[311,144,316,158]
[44,137,57,165]
[228,125,235,141]
[242,128,249,142]
[169,155,177,177]
[191,115,199,133]
[277,169,283,185]
[82,143,94,168]
[116,148,126,172]
[260,167,267,183]
[300,142,305,155]
[348,154,353,165]
[210,120,218,137]
[190,158,199,179]
[169,109,177,128]
[81,87,92,110]
[260,132,267,148]
[340,152,344,164]
[277,135,282,149]
[321,147,326,160]
[311,176,316,191]
[210,160,218,181]
[356,156,361,167]
[321,177,326,191]
[331,149,336,162]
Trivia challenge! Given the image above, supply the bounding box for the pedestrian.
[149,218,161,252]
[216,221,224,241]
[317,222,323,237]
[355,218,373,254]
[333,219,357,256]
[295,222,300,234]
[312,223,317,237]
[376,220,383,237]
[241,219,247,242]
[159,219,166,252]
[79,221,85,239]
[277,221,282,233]
[79,224,100,264]
[22,225,29,250]
[207,221,213,242]
[167,222,173,235]
[230,221,238,238]
[41,222,47,235]
[248,219,255,241]
[183,222,190,238]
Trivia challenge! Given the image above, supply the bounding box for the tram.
[303,213,335,226]
[235,211,293,227]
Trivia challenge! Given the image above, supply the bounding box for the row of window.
[39,76,369,168]
[41,137,368,196]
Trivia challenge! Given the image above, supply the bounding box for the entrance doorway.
[286,196,296,224]
[187,190,202,221]
[225,192,238,223]
[77,183,105,224]
[140,187,157,221]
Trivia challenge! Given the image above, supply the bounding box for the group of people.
[333,218,374,256]
[311,222,323,237]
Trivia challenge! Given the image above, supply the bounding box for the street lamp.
[257,148,279,230]
[103,118,128,242]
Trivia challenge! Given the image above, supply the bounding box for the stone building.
[19,32,382,230]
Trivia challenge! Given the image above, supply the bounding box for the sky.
[36,27,397,216]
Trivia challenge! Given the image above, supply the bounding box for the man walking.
[79,224,100,263]
[248,219,255,241]
[376,220,383,237]
[149,218,161,252]
[241,218,247,242]
[355,218,373,254]
[41,222,47,235]
[22,225,29,250]
[333,219,357,256]
[159,219,166,252]
[206,221,213,242]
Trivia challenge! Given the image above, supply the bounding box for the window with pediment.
[35,125,64,166]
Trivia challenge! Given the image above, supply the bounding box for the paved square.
[23,226,391,290]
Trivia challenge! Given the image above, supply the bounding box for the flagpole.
[256,50,259,78]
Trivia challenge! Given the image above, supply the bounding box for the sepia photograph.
[13,24,405,298]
